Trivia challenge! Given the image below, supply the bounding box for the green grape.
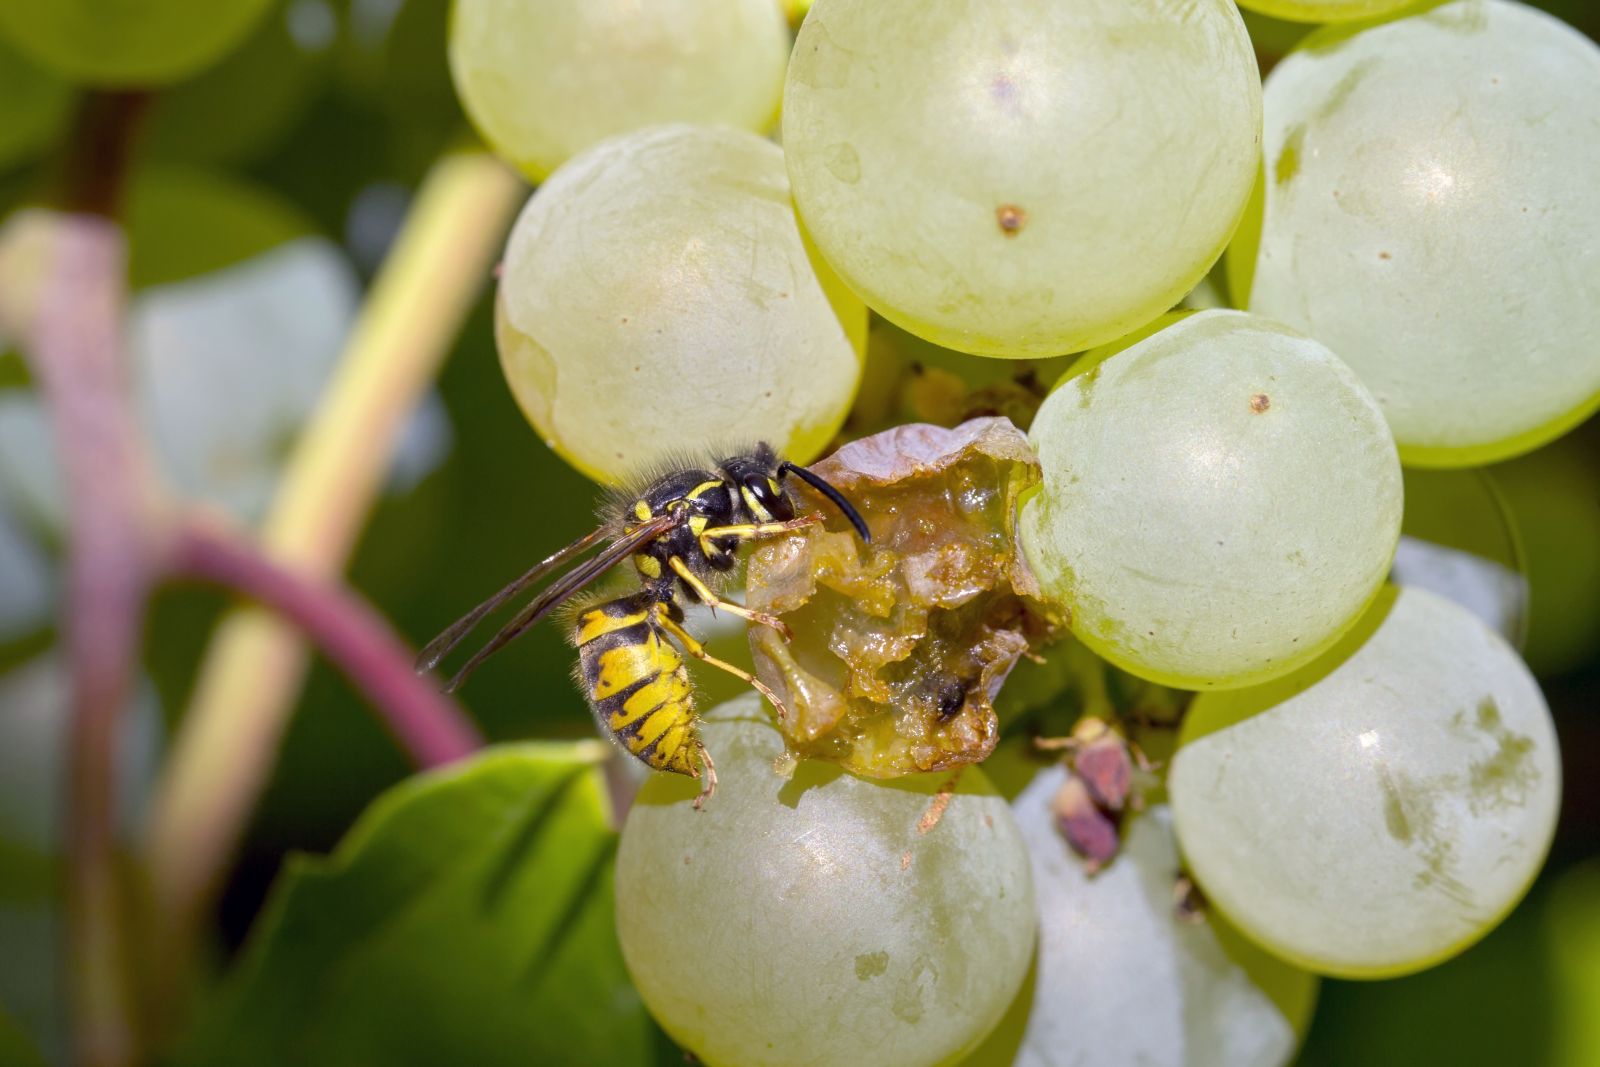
[963,782,1316,1067]
[1019,310,1402,690]
[449,0,790,182]
[1238,0,1417,21]
[1170,585,1562,979]
[0,0,272,86]
[1489,433,1600,675]
[0,33,69,173]
[615,695,1035,1067]
[497,124,866,485]
[1236,0,1600,466]
[783,0,1260,358]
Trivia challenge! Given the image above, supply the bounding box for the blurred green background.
[0,1,1597,1064]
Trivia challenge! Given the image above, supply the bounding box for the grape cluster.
[451,1,1590,1064]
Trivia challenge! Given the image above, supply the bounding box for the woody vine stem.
[23,92,515,1067]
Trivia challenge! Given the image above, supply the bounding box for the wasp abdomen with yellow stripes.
[573,594,702,781]
[416,442,871,809]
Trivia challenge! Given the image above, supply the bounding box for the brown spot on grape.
[1382,777,1414,843]
[1275,126,1305,186]
[996,204,1027,236]
[1378,251,1392,261]
[1250,393,1271,413]
[855,951,890,980]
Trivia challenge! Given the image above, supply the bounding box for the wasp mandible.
[417,443,870,807]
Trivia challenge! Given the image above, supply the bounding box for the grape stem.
[25,107,516,1060]
[25,90,157,1067]
[31,212,151,1067]
[144,151,522,955]
[168,514,482,763]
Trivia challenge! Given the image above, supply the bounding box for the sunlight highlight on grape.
[1171,585,1562,978]
[783,0,1261,357]
[962,779,1316,1067]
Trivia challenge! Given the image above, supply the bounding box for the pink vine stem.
[21,92,491,1065]
[168,517,482,766]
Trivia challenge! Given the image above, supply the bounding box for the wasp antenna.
[780,462,871,543]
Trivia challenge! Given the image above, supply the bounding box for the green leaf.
[0,1001,48,1067]
[178,742,650,1067]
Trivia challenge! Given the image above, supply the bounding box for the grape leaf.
[0,1002,48,1067]
[177,743,649,1067]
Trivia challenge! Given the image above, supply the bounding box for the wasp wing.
[415,525,609,673]
[440,511,685,693]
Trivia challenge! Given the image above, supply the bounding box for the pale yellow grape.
[783,0,1261,358]
[496,125,866,484]
[1239,0,1600,465]
[1238,0,1417,22]
[449,0,789,182]
[962,783,1315,1067]
[1170,585,1562,978]
[616,696,1035,1067]
[1019,310,1402,689]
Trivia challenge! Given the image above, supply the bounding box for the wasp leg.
[698,514,821,543]
[667,556,793,641]
[655,609,793,724]
[692,743,718,811]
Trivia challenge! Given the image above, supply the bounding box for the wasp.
[417,443,870,808]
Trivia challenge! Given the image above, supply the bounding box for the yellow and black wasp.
[417,443,870,807]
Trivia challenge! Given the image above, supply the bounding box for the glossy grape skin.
[1236,0,1600,465]
[1020,310,1402,690]
[496,124,866,484]
[449,0,789,182]
[615,696,1035,1067]
[1170,585,1562,978]
[783,0,1261,358]
[960,780,1316,1067]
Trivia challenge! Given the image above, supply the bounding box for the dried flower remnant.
[746,417,1053,778]
[1052,773,1120,875]
[1037,715,1156,872]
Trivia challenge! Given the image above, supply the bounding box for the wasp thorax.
[746,417,1054,778]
